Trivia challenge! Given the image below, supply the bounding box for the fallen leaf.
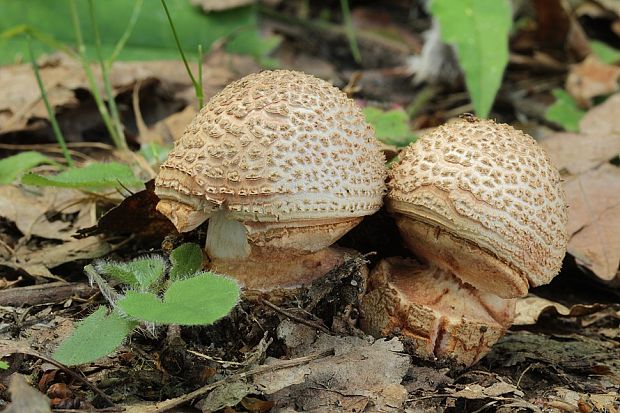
[514,295,608,325]
[539,132,620,175]
[566,56,620,106]
[255,327,410,412]
[564,164,620,282]
[580,93,620,135]
[5,374,52,413]
[0,186,93,241]
[13,236,111,278]
[190,0,254,12]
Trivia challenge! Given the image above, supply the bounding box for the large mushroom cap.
[387,117,568,297]
[155,70,386,231]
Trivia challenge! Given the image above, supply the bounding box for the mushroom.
[155,70,386,290]
[360,116,568,366]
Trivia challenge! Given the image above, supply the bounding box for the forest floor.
[0,1,619,412]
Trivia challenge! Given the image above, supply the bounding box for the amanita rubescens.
[360,116,569,366]
[155,70,386,290]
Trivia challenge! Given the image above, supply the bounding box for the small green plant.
[54,243,240,366]
[544,88,585,132]
[429,0,512,118]
[0,151,60,185]
[363,106,416,147]
[21,161,143,190]
[0,361,8,370]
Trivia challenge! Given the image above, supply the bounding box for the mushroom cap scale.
[387,117,568,297]
[155,70,386,228]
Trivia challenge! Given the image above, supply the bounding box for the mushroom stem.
[360,257,516,366]
[208,246,350,291]
[205,210,251,260]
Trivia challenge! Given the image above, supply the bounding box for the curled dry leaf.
[514,295,608,325]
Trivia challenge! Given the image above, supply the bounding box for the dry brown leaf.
[255,326,410,412]
[566,57,620,106]
[190,0,254,12]
[514,295,608,325]
[0,186,95,241]
[13,236,111,278]
[539,132,620,175]
[580,92,620,135]
[564,164,620,282]
[0,52,257,135]
[4,374,52,413]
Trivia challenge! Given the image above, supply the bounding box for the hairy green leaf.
[0,0,279,64]
[430,0,512,118]
[169,243,203,280]
[363,107,416,147]
[591,41,620,65]
[545,89,585,132]
[118,272,239,325]
[53,306,137,366]
[21,162,143,190]
[96,256,166,290]
[0,151,59,185]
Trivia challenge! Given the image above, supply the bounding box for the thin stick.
[261,298,330,334]
[143,349,334,412]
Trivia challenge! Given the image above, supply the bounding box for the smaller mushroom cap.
[155,70,386,233]
[387,117,568,298]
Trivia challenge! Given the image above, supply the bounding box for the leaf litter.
[1,2,620,412]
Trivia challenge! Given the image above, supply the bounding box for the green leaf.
[0,151,59,185]
[591,41,620,65]
[96,256,166,290]
[169,243,203,280]
[430,0,512,118]
[0,1,277,64]
[545,89,585,132]
[0,360,8,369]
[53,306,137,366]
[118,272,239,325]
[363,107,416,147]
[21,162,143,190]
[139,142,172,167]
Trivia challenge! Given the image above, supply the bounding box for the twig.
[260,298,330,334]
[142,348,334,412]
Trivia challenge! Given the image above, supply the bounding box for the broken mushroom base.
[359,257,516,367]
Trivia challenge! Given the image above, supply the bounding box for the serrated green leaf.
[0,151,59,185]
[21,162,143,190]
[545,89,585,132]
[118,272,239,325]
[362,107,416,147]
[97,256,166,290]
[0,0,276,64]
[53,306,137,366]
[169,243,203,280]
[430,0,512,118]
[591,41,620,65]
